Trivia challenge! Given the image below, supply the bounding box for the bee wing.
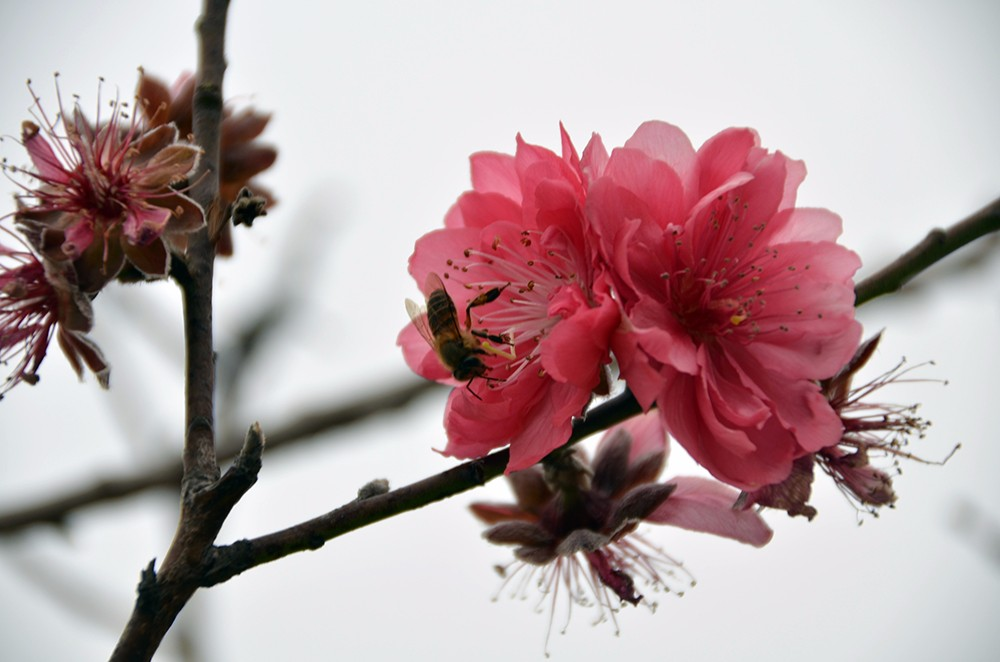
[405,298,436,347]
[424,271,446,294]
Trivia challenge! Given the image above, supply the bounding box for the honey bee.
[406,272,512,396]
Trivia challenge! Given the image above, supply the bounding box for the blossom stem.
[855,196,1000,306]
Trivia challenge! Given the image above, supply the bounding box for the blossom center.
[442,229,582,381]
[663,195,777,343]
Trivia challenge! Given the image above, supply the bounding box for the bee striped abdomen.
[426,289,462,339]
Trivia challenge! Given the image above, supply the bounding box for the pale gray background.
[0,1,998,660]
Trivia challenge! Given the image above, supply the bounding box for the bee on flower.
[399,126,620,471]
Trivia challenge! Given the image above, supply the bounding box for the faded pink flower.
[9,78,203,293]
[587,121,862,490]
[0,226,108,397]
[399,127,619,471]
[136,70,277,256]
[471,412,771,646]
[743,333,952,519]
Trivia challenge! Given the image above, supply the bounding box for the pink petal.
[659,370,798,490]
[586,178,675,303]
[22,122,71,185]
[469,152,520,201]
[505,380,590,471]
[767,207,846,245]
[609,340,658,416]
[774,151,807,211]
[540,282,618,389]
[724,343,845,454]
[396,322,453,382]
[407,226,482,303]
[62,220,95,258]
[695,127,759,197]
[453,191,523,229]
[623,121,697,205]
[721,150,789,230]
[700,345,771,429]
[625,298,699,375]
[443,373,589,471]
[558,122,581,172]
[580,132,609,183]
[649,476,773,547]
[515,136,585,230]
[604,147,688,230]
[122,204,172,246]
[596,410,669,466]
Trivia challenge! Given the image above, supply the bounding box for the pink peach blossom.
[588,121,862,490]
[10,78,203,294]
[136,70,277,257]
[399,127,619,471]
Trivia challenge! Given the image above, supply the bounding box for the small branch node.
[213,423,265,506]
[233,421,265,475]
[308,533,327,551]
[926,227,947,245]
[187,415,214,439]
[135,559,160,612]
[356,478,390,501]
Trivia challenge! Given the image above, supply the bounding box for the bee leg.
[470,328,512,345]
[477,339,516,361]
[464,283,510,330]
[464,380,484,401]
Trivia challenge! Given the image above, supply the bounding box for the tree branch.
[5,194,998,536]
[854,196,1000,306]
[109,2,235,659]
[0,379,438,535]
[201,389,642,585]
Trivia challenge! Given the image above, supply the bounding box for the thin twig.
[854,196,1000,306]
[201,389,642,585]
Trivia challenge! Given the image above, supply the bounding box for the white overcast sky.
[1,1,999,661]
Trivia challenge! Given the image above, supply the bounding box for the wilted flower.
[587,121,862,490]
[0,226,107,397]
[399,126,619,471]
[8,77,204,293]
[137,70,277,254]
[740,333,954,519]
[471,413,771,649]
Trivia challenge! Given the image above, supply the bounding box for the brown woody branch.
[201,388,642,585]
[110,1,238,660]
[854,196,1000,306]
[2,191,997,537]
[0,378,438,535]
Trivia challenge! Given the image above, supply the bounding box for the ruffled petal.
[649,476,773,547]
